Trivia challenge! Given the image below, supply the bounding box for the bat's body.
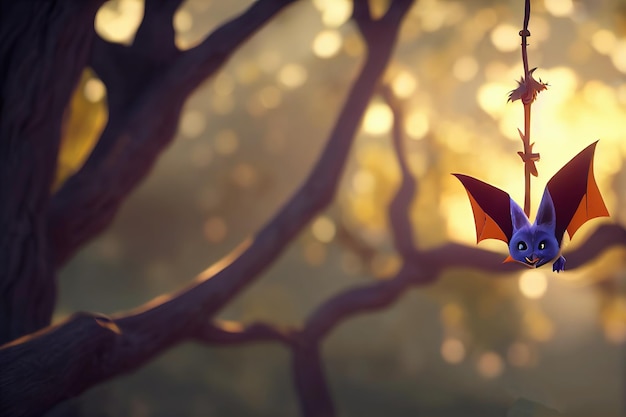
[453,141,609,272]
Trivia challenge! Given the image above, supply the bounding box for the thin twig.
[520,0,533,217]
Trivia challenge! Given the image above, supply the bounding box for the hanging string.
[508,0,547,217]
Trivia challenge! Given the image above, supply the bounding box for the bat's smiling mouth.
[524,256,541,267]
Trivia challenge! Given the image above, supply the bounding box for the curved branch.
[380,85,418,258]
[193,225,626,350]
[193,320,295,345]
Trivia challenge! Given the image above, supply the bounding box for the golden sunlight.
[351,169,377,194]
[610,40,626,74]
[442,194,478,244]
[312,30,343,59]
[174,9,193,33]
[95,0,143,44]
[391,71,418,99]
[405,110,429,140]
[313,0,352,28]
[490,24,520,53]
[544,0,574,17]
[476,82,511,118]
[591,29,617,56]
[362,101,393,135]
[452,56,479,82]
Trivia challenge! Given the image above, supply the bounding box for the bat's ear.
[536,189,556,229]
[510,198,530,232]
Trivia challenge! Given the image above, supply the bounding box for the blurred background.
[55,0,626,416]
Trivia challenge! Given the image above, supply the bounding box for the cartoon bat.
[453,141,609,272]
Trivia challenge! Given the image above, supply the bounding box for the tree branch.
[380,85,418,258]
[193,320,295,346]
[187,224,626,359]
[0,0,411,414]
[48,0,299,269]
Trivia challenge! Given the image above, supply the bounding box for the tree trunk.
[0,0,103,344]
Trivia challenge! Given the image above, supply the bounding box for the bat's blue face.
[508,189,560,268]
[509,226,560,268]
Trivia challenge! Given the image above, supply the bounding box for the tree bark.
[0,0,104,345]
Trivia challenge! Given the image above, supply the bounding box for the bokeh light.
[490,24,520,52]
[362,101,393,135]
[518,270,548,299]
[95,0,143,44]
[313,0,352,28]
[311,216,336,243]
[391,71,418,99]
[591,29,616,55]
[83,78,106,103]
[440,338,466,364]
[180,110,206,139]
[203,216,228,243]
[476,351,504,379]
[278,64,308,89]
[174,9,193,33]
[405,110,430,140]
[312,29,343,58]
[544,0,574,17]
[231,163,257,188]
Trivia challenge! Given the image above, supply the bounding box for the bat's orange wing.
[453,174,514,244]
[546,141,609,245]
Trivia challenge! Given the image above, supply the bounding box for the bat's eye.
[516,241,527,251]
[538,240,546,250]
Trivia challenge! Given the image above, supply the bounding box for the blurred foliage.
[55,0,626,416]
